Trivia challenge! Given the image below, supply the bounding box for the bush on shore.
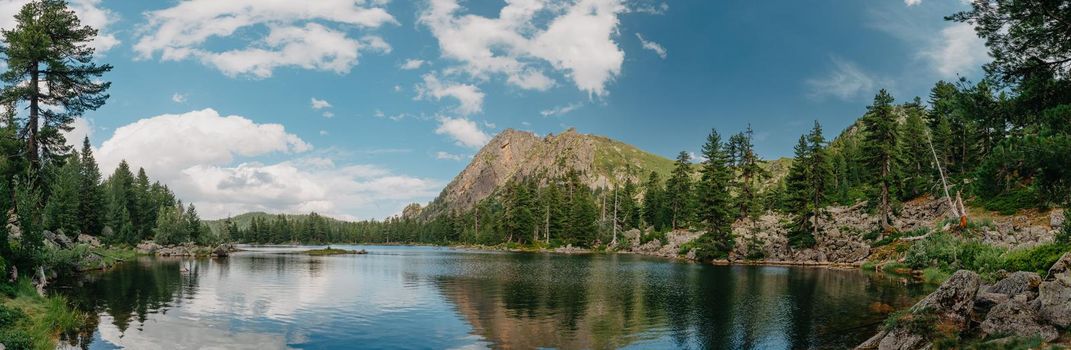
[0,279,84,350]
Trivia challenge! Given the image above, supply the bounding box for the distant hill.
[205,211,347,232]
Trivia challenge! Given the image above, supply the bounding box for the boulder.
[77,234,101,247]
[54,231,74,248]
[912,270,981,329]
[985,271,1041,296]
[1038,252,1071,327]
[1051,209,1065,229]
[858,270,981,350]
[212,244,229,257]
[974,292,1010,314]
[136,241,161,254]
[980,299,1059,342]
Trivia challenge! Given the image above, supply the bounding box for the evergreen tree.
[664,151,694,229]
[0,0,112,170]
[185,204,206,245]
[694,129,734,259]
[618,179,640,230]
[134,168,152,239]
[642,171,666,231]
[43,155,80,235]
[862,89,901,233]
[806,121,833,237]
[730,126,767,220]
[78,137,105,235]
[900,97,933,200]
[784,136,816,247]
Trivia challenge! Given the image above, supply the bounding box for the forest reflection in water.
[52,246,931,350]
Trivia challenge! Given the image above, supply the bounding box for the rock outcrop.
[858,253,1071,348]
[418,128,677,219]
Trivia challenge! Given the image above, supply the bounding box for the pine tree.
[694,129,734,259]
[134,168,153,239]
[862,89,901,233]
[664,151,694,229]
[900,97,933,200]
[642,171,666,231]
[0,0,112,171]
[618,179,640,230]
[185,204,205,244]
[43,155,80,235]
[806,121,833,238]
[78,137,105,235]
[784,135,816,247]
[730,126,768,220]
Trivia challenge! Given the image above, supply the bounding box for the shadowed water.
[52,245,932,349]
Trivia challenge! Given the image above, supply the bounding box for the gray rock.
[77,234,101,247]
[858,270,980,350]
[212,244,230,257]
[985,271,1041,296]
[974,292,1010,314]
[136,241,161,254]
[1051,209,1065,229]
[911,270,981,329]
[1038,252,1071,327]
[980,299,1058,342]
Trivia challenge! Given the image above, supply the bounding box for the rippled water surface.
[53,245,932,349]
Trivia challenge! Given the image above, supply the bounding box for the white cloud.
[0,0,120,53]
[134,1,396,78]
[632,2,668,15]
[319,130,329,136]
[62,117,93,148]
[540,102,583,117]
[322,111,335,118]
[435,151,464,161]
[420,0,625,96]
[310,97,332,109]
[435,117,491,148]
[635,33,667,59]
[400,59,426,70]
[921,22,988,78]
[415,73,484,116]
[171,93,187,103]
[904,0,922,6]
[806,57,877,101]
[93,108,439,219]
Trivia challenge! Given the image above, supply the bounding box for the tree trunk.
[28,63,40,170]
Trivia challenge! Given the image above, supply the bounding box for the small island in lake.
[303,248,369,256]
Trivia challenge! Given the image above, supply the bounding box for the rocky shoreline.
[857,252,1071,349]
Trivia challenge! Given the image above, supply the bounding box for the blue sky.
[17,0,988,220]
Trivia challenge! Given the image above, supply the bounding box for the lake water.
[52,245,932,349]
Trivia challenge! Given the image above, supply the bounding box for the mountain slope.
[418,128,677,218]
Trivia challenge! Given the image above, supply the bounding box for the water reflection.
[53,246,930,350]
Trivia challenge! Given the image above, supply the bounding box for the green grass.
[921,267,951,284]
[1003,243,1071,275]
[0,279,85,350]
[39,245,136,272]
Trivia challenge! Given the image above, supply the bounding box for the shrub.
[0,329,33,350]
[682,232,732,261]
[904,232,1007,276]
[0,304,26,328]
[922,267,950,284]
[1003,243,1071,275]
[1058,216,1071,245]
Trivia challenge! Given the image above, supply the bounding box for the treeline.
[0,0,210,279]
[244,1,1071,261]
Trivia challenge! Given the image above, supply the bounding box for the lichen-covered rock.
[912,270,981,329]
[980,299,1058,342]
[985,271,1041,296]
[1051,209,1065,229]
[1038,252,1071,327]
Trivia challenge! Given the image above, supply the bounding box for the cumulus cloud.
[400,59,426,70]
[62,117,93,148]
[540,102,583,117]
[806,57,878,101]
[904,0,921,6]
[134,1,396,78]
[93,108,439,219]
[921,22,988,78]
[420,0,626,96]
[635,33,667,59]
[171,93,187,103]
[310,97,332,109]
[435,117,491,148]
[0,0,120,53]
[415,73,484,116]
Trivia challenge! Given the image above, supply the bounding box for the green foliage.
[42,157,80,235]
[904,233,1007,277]
[1058,216,1071,245]
[861,89,901,230]
[0,0,112,168]
[665,151,695,229]
[1003,243,1070,275]
[680,231,732,261]
[694,129,734,256]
